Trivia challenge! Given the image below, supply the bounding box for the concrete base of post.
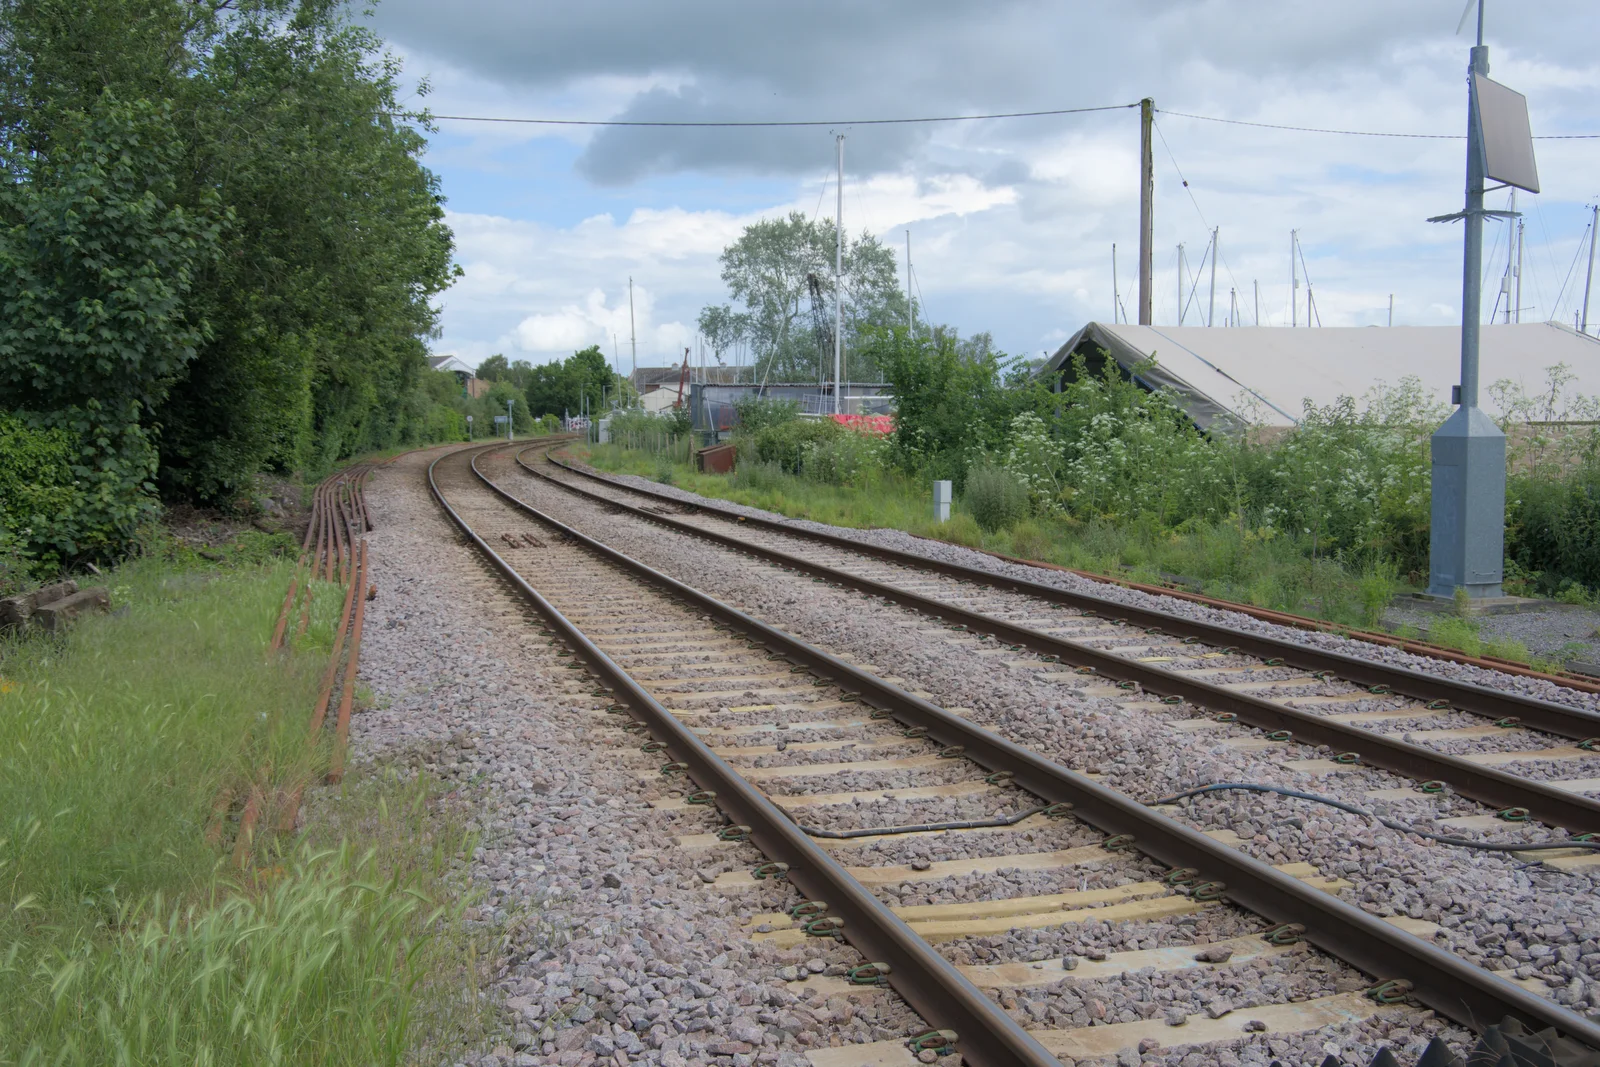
[1427,405,1506,599]
[933,480,952,523]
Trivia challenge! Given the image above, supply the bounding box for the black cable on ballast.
[790,805,1050,839]
[1156,783,1600,855]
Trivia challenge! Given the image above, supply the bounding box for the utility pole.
[507,398,513,443]
[1254,280,1260,326]
[1500,190,1518,323]
[1583,204,1599,334]
[1112,244,1121,323]
[1290,231,1299,327]
[1138,98,1154,325]
[1389,295,1394,327]
[1229,287,1237,328]
[628,277,638,378]
[834,133,844,416]
[1207,227,1219,327]
[905,230,913,337]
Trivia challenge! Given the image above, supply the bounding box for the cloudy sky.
[366,1,1600,372]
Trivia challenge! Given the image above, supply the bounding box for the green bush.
[964,465,1030,532]
[800,431,884,485]
[747,418,844,474]
[1507,454,1600,592]
[733,395,800,434]
[0,415,80,584]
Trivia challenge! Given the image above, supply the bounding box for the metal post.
[905,230,913,337]
[1428,9,1506,600]
[1112,243,1120,323]
[1582,204,1597,335]
[628,277,638,378]
[1176,244,1186,325]
[1514,195,1524,323]
[507,399,514,442]
[1389,294,1394,327]
[1254,280,1259,326]
[1291,230,1298,327]
[834,134,844,416]
[1138,98,1154,325]
[1207,227,1218,327]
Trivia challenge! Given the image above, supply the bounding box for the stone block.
[0,579,79,631]
[32,587,110,632]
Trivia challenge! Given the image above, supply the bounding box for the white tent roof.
[1039,321,1600,429]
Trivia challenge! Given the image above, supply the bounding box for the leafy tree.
[864,326,1045,487]
[701,212,905,385]
[0,92,223,561]
[0,0,460,549]
[477,354,512,382]
[524,346,628,418]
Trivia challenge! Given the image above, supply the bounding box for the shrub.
[964,465,1030,532]
[733,395,800,434]
[801,431,884,485]
[731,460,787,494]
[1008,519,1053,562]
[747,418,844,474]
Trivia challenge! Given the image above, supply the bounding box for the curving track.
[428,441,1600,1067]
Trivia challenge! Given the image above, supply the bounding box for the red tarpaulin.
[829,413,894,434]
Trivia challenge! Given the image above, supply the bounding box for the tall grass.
[578,443,1407,631]
[0,539,489,1064]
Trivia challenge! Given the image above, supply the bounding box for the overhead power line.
[393,103,1137,128]
[1155,107,1600,140]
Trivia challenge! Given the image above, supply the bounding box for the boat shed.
[1036,321,1600,431]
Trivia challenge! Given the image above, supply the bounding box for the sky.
[364,0,1600,374]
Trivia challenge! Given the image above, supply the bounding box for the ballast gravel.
[488,457,1600,1031]
[347,451,928,1067]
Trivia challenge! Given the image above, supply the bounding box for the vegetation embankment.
[0,532,488,1064]
[0,0,504,587]
[579,329,1600,669]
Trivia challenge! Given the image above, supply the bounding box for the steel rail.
[465,443,1600,1052]
[541,451,1600,737]
[516,449,1600,834]
[428,444,1064,1067]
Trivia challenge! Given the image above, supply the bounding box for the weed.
[937,513,984,548]
[964,465,1029,532]
[1429,616,1483,657]
[1482,635,1532,663]
[0,540,491,1062]
[1008,519,1054,563]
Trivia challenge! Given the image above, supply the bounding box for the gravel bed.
[347,452,929,1067]
[580,463,1600,715]
[1383,599,1600,663]
[491,456,1600,1025]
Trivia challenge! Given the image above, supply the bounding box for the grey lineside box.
[933,480,952,523]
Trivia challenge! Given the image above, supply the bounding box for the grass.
[0,532,491,1065]
[578,442,1416,633]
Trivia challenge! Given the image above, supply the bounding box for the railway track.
[519,447,1600,844]
[430,442,1600,1067]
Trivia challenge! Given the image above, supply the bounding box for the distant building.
[429,354,490,399]
[631,365,746,413]
[1035,321,1600,431]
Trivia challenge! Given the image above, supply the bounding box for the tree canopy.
[524,347,631,419]
[0,0,461,567]
[698,212,907,385]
